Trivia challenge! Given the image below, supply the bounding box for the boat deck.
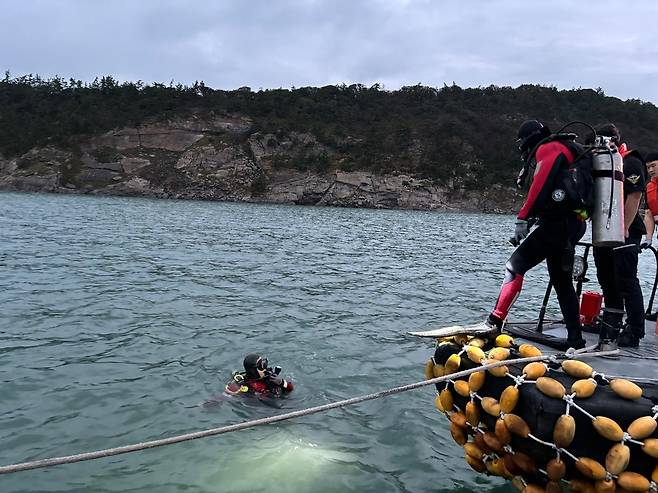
[505,320,658,383]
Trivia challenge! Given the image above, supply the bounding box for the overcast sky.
[3,0,658,103]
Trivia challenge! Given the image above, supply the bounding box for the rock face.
[0,113,522,213]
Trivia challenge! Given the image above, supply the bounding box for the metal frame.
[534,242,658,333]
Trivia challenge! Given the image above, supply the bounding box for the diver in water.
[469,120,587,350]
[225,353,294,398]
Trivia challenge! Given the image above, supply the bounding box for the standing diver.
[590,124,646,349]
[641,151,658,250]
[468,120,587,350]
[225,353,294,398]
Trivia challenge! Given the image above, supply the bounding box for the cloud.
[1,0,658,102]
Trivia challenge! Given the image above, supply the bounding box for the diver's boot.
[565,325,586,351]
[596,308,624,352]
[618,324,641,348]
[461,314,503,338]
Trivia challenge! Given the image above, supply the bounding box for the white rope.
[0,348,637,475]
[0,354,550,475]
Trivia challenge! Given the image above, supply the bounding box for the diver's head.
[516,120,551,161]
[646,152,658,179]
[597,123,621,144]
[586,123,621,146]
[243,353,268,378]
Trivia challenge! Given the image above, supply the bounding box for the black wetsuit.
[593,148,647,339]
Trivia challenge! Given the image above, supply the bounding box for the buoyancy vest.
[225,371,293,396]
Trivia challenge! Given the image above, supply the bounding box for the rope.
[0,354,551,475]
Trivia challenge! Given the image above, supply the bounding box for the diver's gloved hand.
[268,374,284,386]
[640,237,652,250]
[509,219,529,247]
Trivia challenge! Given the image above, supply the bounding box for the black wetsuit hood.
[243,353,263,379]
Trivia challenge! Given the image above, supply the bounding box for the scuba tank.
[591,136,625,247]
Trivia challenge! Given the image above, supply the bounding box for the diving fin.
[408,321,499,339]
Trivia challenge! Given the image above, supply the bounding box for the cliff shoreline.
[0,114,523,213]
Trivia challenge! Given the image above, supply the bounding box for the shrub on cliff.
[2,73,658,188]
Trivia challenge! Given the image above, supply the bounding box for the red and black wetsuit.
[491,141,586,343]
[225,373,294,397]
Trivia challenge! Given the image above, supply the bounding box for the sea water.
[1,192,655,493]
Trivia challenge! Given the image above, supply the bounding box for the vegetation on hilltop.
[2,73,658,188]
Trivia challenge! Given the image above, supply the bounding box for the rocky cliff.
[0,114,522,212]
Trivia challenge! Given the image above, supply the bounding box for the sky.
[2,0,658,103]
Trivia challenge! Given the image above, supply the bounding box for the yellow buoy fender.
[445,353,461,374]
[465,401,480,427]
[522,362,546,380]
[480,397,500,417]
[450,422,467,445]
[553,415,576,448]
[468,371,485,392]
[464,454,486,473]
[545,480,563,493]
[453,380,470,397]
[483,358,508,377]
[511,451,537,475]
[642,438,658,458]
[571,378,597,399]
[499,385,520,413]
[605,443,630,475]
[574,457,606,481]
[463,442,484,461]
[593,479,615,493]
[609,378,643,400]
[449,412,467,428]
[468,337,486,348]
[424,359,435,380]
[466,346,485,364]
[518,343,542,357]
[503,414,530,438]
[545,458,566,480]
[482,431,504,453]
[616,471,651,492]
[495,418,512,445]
[536,377,566,399]
[627,416,657,440]
[439,389,453,413]
[568,478,595,493]
[494,334,514,348]
[561,360,593,379]
[489,347,510,360]
[592,416,624,442]
[432,364,445,378]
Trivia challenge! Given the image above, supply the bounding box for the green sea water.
[1,192,655,493]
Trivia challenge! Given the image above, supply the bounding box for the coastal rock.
[249,131,331,162]
[0,173,60,192]
[265,171,333,205]
[100,177,165,197]
[0,114,521,213]
[121,157,151,174]
[91,126,204,152]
